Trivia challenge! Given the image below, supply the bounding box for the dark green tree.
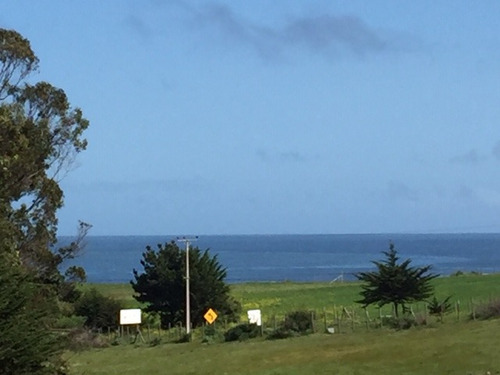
[131,241,241,328]
[74,288,122,330]
[356,242,438,317]
[0,28,89,373]
[0,28,89,288]
[0,255,65,375]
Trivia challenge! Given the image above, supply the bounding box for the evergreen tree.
[356,242,438,317]
[131,241,241,328]
[0,256,65,375]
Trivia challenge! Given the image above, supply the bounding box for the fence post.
[323,307,327,333]
[351,308,355,332]
[310,311,316,333]
[470,298,476,320]
[456,300,460,321]
[337,306,341,333]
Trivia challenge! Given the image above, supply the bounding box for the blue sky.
[2,1,500,235]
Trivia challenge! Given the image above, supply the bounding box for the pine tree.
[0,256,65,375]
[131,241,241,328]
[356,242,438,317]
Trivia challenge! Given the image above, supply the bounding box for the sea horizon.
[59,233,500,284]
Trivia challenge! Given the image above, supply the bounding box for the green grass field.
[70,273,500,374]
[87,272,500,318]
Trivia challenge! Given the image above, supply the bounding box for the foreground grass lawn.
[73,274,500,374]
[68,319,500,375]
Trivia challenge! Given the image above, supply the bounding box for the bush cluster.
[381,316,416,330]
[472,299,500,320]
[74,288,123,330]
[267,310,314,340]
[65,329,110,351]
[224,323,260,342]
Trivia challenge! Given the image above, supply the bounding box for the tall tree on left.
[0,28,89,374]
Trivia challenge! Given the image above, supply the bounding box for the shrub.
[282,310,314,333]
[149,337,162,347]
[175,333,191,343]
[224,323,260,342]
[427,295,452,322]
[472,299,500,320]
[65,329,109,351]
[267,327,301,340]
[53,315,86,329]
[414,313,428,326]
[381,316,415,330]
[74,288,122,330]
[267,310,314,340]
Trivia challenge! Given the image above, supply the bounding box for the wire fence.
[97,297,499,346]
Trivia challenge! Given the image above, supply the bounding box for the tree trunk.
[394,303,399,318]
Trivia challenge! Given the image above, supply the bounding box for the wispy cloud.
[283,14,387,55]
[192,3,391,61]
[449,149,485,165]
[385,180,419,202]
[123,14,153,41]
[130,1,401,62]
[454,185,500,208]
[257,149,308,163]
[492,141,500,161]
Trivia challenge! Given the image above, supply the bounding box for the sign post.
[119,309,144,343]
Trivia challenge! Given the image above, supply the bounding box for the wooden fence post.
[470,298,476,320]
[351,308,355,332]
[310,311,315,333]
[323,307,327,333]
[337,306,342,333]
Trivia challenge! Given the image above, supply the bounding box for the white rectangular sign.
[247,309,262,326]
[120,309,142,325]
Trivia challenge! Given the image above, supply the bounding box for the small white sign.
[247,309,262,326]
[120,309,142,325]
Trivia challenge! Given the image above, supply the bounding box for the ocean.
[59,233,500,284]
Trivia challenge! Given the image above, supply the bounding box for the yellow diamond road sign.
[204,308,218,324]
